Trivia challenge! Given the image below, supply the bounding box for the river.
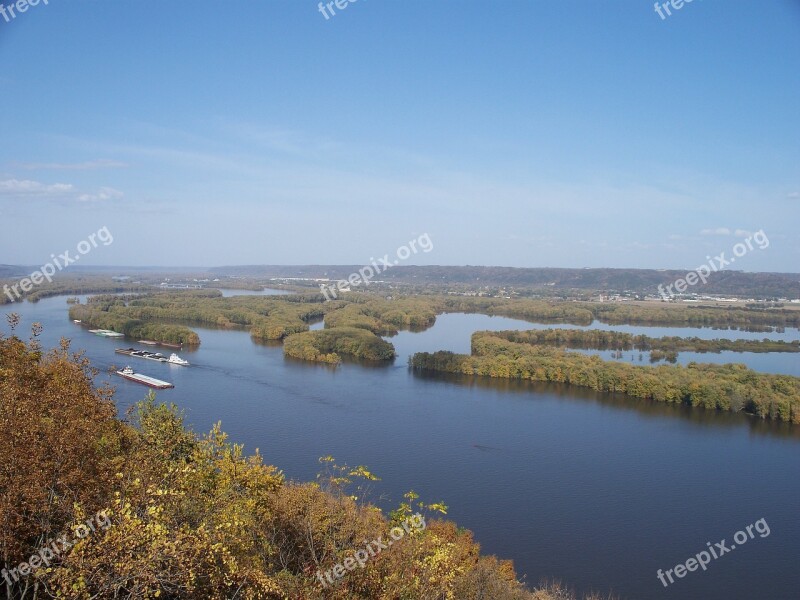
[4,296,799,600]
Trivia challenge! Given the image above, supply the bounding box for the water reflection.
[411,369,800,440]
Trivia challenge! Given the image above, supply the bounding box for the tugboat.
[115,366,174,389]
[167,353,190,366]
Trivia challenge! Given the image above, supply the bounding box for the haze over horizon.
[1,0,798,271]
[4,263,800,278]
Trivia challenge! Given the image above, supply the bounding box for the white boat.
[168,353,190,366]
[73,319,82,323]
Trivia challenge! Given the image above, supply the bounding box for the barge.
[115,348,168,362]
[115,366,174,389]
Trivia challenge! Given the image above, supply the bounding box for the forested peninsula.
[410,332,800,423]
[490,328,800,354]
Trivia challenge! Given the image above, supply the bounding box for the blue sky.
[0,0,798,270]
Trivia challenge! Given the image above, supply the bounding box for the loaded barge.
[116,348,190,366]
[116,348,168,362]
[115,366,174,389]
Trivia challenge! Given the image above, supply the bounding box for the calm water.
[4,297,799,600]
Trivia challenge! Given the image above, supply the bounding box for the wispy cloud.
[0,179,74,196]
[11,159,128,171]
[699,227,758,237]
[0,178,122,203]
[77,187,124,202]
[788,191,799,199]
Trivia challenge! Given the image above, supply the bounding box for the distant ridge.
[2,264,798,297]
[208,265,800,297]
[0,264,30,278]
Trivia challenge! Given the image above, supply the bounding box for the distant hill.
[0,264,29,279]
[2,263,798,298]
[210,265,800,298]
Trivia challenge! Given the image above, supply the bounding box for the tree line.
[410,332,800,423]
[489,328,800,354]
[440,297,800,330]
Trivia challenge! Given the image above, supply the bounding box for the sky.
[0,0,798,271]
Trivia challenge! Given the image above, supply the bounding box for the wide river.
[5,294,800,600]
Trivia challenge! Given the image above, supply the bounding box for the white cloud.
[788,191,799,199]
[0,179,74,196]
[77,187,124,202]
[734,229,752,237]
[12,159,128,171]
[700,227,731,236]
[0,179,122,203]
